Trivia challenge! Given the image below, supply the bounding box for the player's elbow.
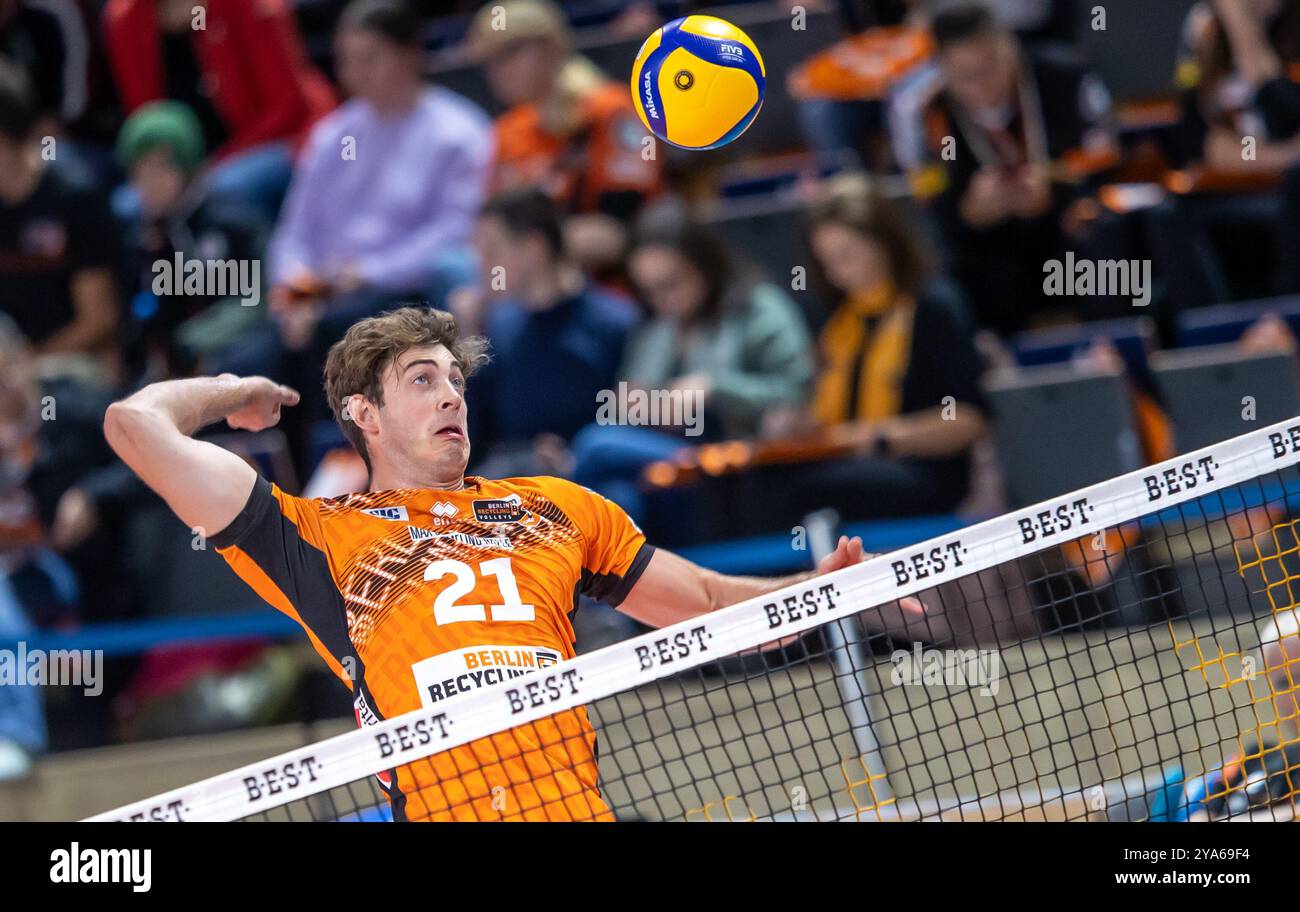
[103,399,155,461]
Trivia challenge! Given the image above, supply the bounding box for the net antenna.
[803,508,894,812]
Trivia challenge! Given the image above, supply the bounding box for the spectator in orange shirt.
[466,0,662,281]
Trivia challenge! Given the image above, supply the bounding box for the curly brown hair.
[323,307,490,470]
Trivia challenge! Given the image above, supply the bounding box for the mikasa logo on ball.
[641,71,657,119]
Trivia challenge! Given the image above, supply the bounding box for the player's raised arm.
[102,374,300,537]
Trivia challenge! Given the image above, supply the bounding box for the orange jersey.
[491,83,662,214]
[211,473,654,821]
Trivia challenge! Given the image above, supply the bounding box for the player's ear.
[347,395,379,433]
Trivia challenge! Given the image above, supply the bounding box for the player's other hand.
[818,535,926,618]
[223,376,300,432]
[817,534,865,575]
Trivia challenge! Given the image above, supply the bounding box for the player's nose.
[438,379,465,409]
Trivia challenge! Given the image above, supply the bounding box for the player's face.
[629,245,706,319]
[809,222,892,297]
[939,33,1018,115]
[374,344,470,481]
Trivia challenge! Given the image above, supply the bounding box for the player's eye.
[413,373,429,385]
[452,376,466,391]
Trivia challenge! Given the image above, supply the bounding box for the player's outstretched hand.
[223,376,301,432]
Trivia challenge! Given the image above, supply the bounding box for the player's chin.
[428,434,470,464]
[431,429,468,447]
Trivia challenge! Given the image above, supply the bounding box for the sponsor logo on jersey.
[361,505,409,522]
[407,528,515,550]
[353,687,394,788]
[431,502,458,519]
[471,494,537,525]
[412,644,561,708]
[354,689,382,728]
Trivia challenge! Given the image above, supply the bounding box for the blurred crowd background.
[3,0,1300,776]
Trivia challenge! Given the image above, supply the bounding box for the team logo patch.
[361,505,409,522]
[471,495,536,525]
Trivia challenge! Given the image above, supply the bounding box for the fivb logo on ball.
[630,15,766,151]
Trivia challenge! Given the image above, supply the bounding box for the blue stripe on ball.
[636,20,685,137]
[666,24,766,96]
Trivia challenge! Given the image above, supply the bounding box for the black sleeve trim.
[209,475,274,550]
[580,543,657,607]
[206,475,356,673]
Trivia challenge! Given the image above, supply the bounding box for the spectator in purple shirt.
[267,0,492,331]
[215,0,493,474]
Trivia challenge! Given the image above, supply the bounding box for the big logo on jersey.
[471,494,537,525]
[412,644,561,708]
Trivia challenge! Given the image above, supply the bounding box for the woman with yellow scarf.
[768,172,987,522]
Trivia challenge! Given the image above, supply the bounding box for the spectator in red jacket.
[102,0,337,223]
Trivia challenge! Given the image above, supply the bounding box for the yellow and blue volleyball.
[630,15,766,151]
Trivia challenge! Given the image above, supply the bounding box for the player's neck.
[368,465,466,493]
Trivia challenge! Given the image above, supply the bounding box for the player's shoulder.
[309,486,425,525]
[477,474,596,503]
[474,475,617,524]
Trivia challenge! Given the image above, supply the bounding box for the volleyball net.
[88,416,1300,822]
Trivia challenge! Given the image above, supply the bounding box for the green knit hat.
[116,101,206,175]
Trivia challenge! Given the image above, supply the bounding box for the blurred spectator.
[908,1,1120,335]
[270,0,490,315]
[461,188,640,478]
[0,314,50,777]
[1150,0,1300,311]
[570,201,813,521]
[764,172,985,523]
[799,0,1078,174]
[467,0,662,282]
[102,0,337,224]
[0,312,148,621]
[0,310,161,775]
[0,58,119,381]
[116,101,268,381]
[219,0,492,473]
[0,0,120,181]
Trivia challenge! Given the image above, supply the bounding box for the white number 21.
[423,558,535,624]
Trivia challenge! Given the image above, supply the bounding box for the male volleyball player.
[103,306,925,821]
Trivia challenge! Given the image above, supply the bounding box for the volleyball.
[630,15,766,151]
